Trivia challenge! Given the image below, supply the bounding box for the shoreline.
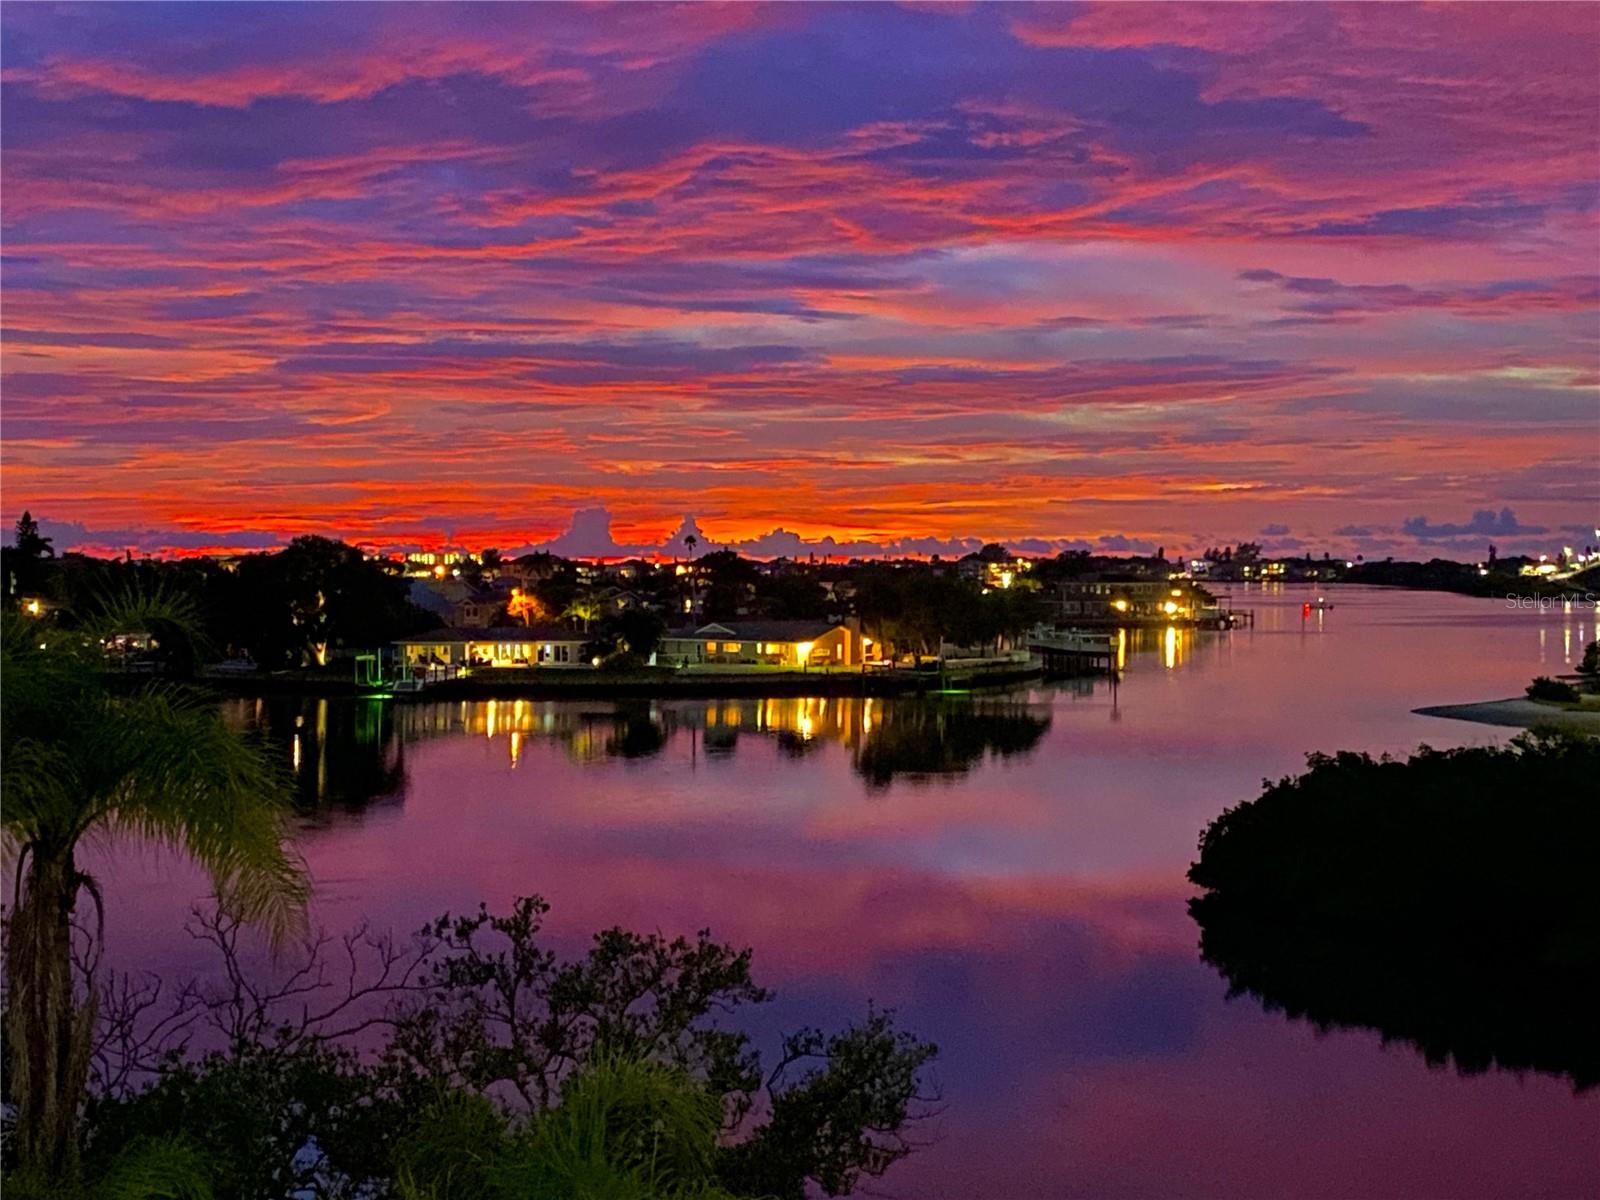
[1413,697,1600,734]
[197,662,1050,701]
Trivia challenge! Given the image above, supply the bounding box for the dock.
[1027,628,1117,675]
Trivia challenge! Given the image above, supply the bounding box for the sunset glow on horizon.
[2,2,1597,560]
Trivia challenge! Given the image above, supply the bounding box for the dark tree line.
[6,526,434,669]
[853,565,1044,659]
[1189,731,1600,1091]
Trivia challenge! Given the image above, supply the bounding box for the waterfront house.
[394,624,591,670]
[658,619,874,668]
[1050,580,1200,622]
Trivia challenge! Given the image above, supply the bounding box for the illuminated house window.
[724,642,742,653]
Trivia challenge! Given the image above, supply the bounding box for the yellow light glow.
[1111,599,1129,612]
[23,599,41,616]
[796,641,814,663]
[434,565,446,577]
[1163,600,1179,615]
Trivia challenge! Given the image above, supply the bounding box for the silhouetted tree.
[1,598,304,1176]
[1577,640,1599,679]
[9,511,56,596]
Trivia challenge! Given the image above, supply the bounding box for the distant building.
[658,619,875,668]
[409,579,505,628]
[1050,580,1201,622]
[394,624,591,669]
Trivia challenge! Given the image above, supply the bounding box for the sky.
[2,2,1597,560]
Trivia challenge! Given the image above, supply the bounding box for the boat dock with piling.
[1028,628,1117,675]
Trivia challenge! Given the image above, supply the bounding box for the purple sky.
[2,3,1597,558]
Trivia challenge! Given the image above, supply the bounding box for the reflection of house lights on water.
[1163,626,1178,670]
[291,734,302,772]
[798,715,814,738]
[509,730,522,767]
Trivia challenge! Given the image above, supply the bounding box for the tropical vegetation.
[1,590,308,1186]
[8,895,933,1199]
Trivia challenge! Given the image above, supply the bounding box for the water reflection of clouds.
[157,589,1600,1195]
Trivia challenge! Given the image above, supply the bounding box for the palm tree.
[561,589,604,632]
[2,590,307,1176]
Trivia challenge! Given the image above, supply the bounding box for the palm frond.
[392,1090,508,1200]
[93,691,308,944]
[503,1052,736,1198]
[93,1135,214,1200]
[77,580,211,675]
[77,580,203,648]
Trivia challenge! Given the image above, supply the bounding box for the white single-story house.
[658,620,876,668]
[395,624,591,670]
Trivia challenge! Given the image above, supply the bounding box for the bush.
[1526,676,1580,703]
[71,897,936,1200]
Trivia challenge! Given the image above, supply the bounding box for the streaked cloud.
[2,3,1595,557]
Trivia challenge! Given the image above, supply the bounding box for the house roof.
[395,624,587,644]
[662,619,844,643]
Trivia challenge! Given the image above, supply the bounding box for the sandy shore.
[1414,697,1600,733]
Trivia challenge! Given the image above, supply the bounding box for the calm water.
[94,585,1599,1198]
